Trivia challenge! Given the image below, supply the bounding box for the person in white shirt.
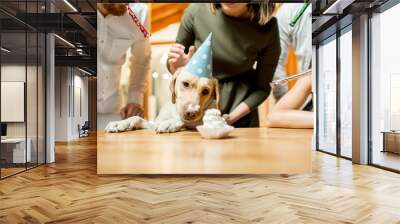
[272,3,312,100]
[267,4,313,129]
[97,3,151,128]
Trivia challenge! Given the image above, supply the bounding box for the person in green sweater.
[167,3,281,127]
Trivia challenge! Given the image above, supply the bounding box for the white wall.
[71,74,89,138]
[55,67,69,141]
[1,66,25,131]
[1,65,38,138]
[54,67,89,141]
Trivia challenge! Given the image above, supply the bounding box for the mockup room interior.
[0,0,96,179]
[1,0,400,223]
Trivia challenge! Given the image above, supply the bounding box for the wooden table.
[97,128,313,174]
[1,138,32,164]
[381,131,400,154]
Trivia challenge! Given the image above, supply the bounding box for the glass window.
[371,3,400,171]
[317,36,337,154]
[339,29,352,158]
[1,31,28,178]
[0,0,46,179]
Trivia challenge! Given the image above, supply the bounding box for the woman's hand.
[223,102,251,125]
[168,44,196,74]
[222,114,234,125]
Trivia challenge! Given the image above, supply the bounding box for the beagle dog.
[105,68,220,133]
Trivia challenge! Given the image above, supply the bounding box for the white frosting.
[202,109,230,129]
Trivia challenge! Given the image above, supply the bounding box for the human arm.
[222,19,281,124]
[222,103,251,125]
[244,18,281,112]
[167,5,196,74]
[120,4,151,118]
[266,74,313,128]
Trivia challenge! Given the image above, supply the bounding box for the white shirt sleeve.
[273,4,312,99]
[273,5,293,99]
[129,3,148,25]
[292,5,312,72]
[123,4,151,105]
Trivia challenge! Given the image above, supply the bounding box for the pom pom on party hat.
[184,33,212,78]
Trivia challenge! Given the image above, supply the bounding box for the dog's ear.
[169,68,182,104]
[212,78,220,110]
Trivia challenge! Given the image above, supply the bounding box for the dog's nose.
[184,111,198,120]
[184,103,200,120]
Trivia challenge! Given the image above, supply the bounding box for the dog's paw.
[105,121,121,133]
[155,119,184,134]
[105,116,147,133]
[127,116,145,130]
[105,120,130,133]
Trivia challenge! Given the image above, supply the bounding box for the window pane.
[318,37,337,154]
[340,29,352,158]
[1,30,28,177]
[27,31,38,169]
[371,3,400,171]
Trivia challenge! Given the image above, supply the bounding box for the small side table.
[1,138,32,165]
[381,131,400,154]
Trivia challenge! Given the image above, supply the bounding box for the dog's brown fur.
[169,68,220,124]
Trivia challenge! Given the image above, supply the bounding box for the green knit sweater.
[176,4,281,127]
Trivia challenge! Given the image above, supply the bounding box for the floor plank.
[0,135,400,223]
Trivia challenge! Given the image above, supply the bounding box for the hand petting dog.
[168,44,196,74]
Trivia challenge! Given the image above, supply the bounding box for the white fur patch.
[187,104,200,113]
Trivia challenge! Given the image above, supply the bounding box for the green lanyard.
[289,3,310,27]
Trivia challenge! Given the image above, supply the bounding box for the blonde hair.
[209,2,276,26]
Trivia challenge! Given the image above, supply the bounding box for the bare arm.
[223,102,251,125]
[266,74,313,129]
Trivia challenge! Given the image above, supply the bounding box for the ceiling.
[1,0,396,75]
[0,0,96,75]
[312,0,391,44]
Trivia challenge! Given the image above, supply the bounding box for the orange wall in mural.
[286,47,298,89]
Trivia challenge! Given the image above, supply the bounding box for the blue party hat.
[184,33,212,77]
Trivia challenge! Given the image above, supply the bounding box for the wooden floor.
[1,167,25,178]
[373,150,400,171]
[1,135,400,223]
